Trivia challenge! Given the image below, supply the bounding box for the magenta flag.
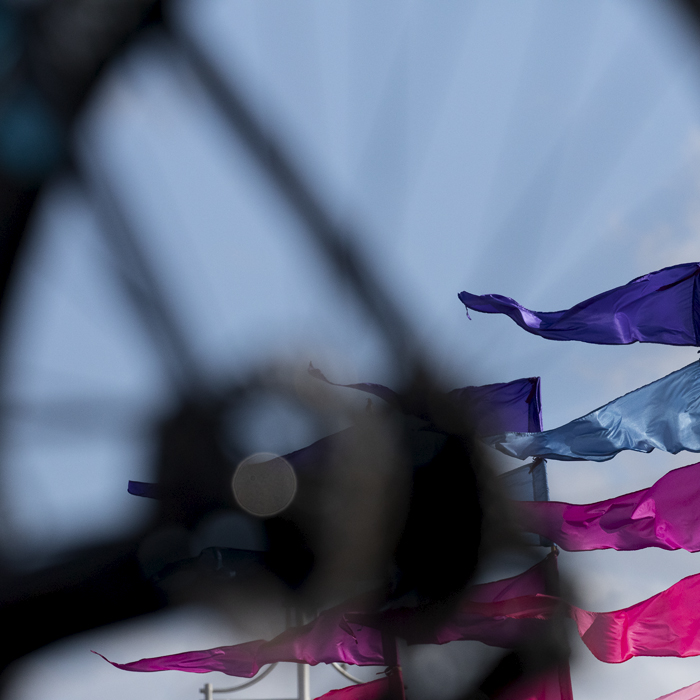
[316,663,573,700]
[345,555,560,649]
[514,461,700,552]
[96,557,559,676]
[364,595,562,648]
[101,554,700,669]
[99,558,700,677]
[428,554,560,648]
[493,665,573,700]
[353,568,700,664]
[655,680,700,700]
[567,569,700,662]
[314,678,392,700]
[94,595,385,676]
[455,570,700,663]
[331,555,570,700]
[459,262,700,345]
[467,553,557,601]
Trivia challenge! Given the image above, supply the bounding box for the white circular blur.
[232,452,297,517]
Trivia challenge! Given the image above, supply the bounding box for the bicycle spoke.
[170,25,420,381]
[77,152,207,394]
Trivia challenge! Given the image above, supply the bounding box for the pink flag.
[314,678,392,700]
[357,595,561,648]
[457,570,700,664]
[467,553,558,602]
[420,555,561,648]
[493,665,573,700]
[96,555,573,699]
[514,461,700,552]
[346,555,560,648]
[101,561,700,671]
[96,557,559,676]
[568,569,700,662]
[353,567,700,664]
[94,595,385,676]
[655,680,700,700]
[315,665,574,700]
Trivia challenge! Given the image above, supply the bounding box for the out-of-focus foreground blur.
[1,2,700,700]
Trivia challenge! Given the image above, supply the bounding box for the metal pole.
[295,609,311,700]
[297,662,310,700]
[201,682,214,700]
[381,632,405,700]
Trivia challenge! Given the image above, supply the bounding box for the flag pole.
[381,632,405,700]
[296,609,311,700]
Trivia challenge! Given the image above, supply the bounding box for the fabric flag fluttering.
[467,553,558,601]
[449,379,542,434]
[565,569,700,662]
[483,361,700,461]
[654,680,700,700]
[566,570,700,662]
[354,554,562,650]
[128,370,545,501]
[94,594,386,676]
[308,363,543,434]
[453,571,700,664]
[490,665,573,700]
[311,669,574,700]
[313,678,393,700]
[347,555,573,700]
[514,461,700,552]
[458,262,700,346]
[351,567,700,664]
[96,556,568,678]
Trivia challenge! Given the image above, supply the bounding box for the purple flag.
[484,361,700,462]
[514,461,700,552]
[308,363,403,410]
[127,371,543,503]
[449,378,542,434]
[459,262,700,345]
[308,364,542,434]
[127,427,357,501]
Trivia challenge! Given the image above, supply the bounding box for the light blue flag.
[483,361,700,461]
